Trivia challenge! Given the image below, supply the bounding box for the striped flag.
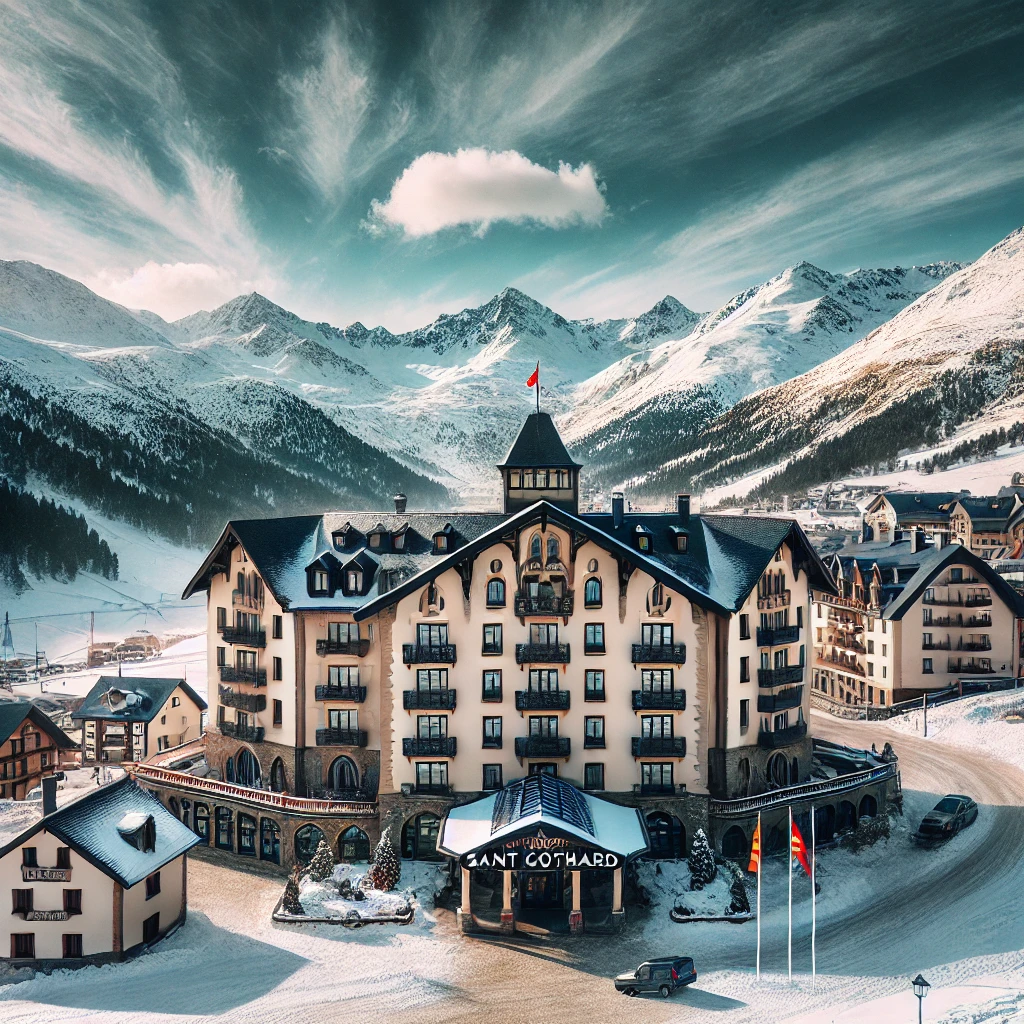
[747,816,761,874]
[791,820,812,877]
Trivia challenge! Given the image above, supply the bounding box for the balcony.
[827,635,866,654]
[514,591,574,616]
[757,686,803,713]
[220,627,266,648]
[515,690,570,711]
[515,643,571,664]
[923,594,992,607]
[220,721,265,743]
[631,643,687,664]
[757,665,804,687]
[402,737,457,757]
[926,614,992,628]
[514,736,571,758]
[813,651,864,676]
[957,639,992,651]
[757,722,808,749]
[315,728,368,747]
[756,625,800,646]
[218,686,266,714]
[315,684,367,703]
[218,666,266,686]
[414,784,452,796]
[921,640,952,650]
[948,661,995,675]
[316,638,370,657]
[632,736,687,757]
[403,689,457,711]
[402,644,457,665]
[631,689,686,711]
[639,783,676,796]
[757,590,791,610]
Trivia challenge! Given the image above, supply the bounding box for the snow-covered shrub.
[728,875,750,914]
[369,834,401,891]
[282,867,304,916]
[687,829,717,890]
[308,839,335,882]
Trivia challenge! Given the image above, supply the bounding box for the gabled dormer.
[498,412,581,514]
[366,523,389,552]
[432,523,455,554]
[341,550,377,596]
[332,523,355,551]
[633,523,653,553]
[391,522,410,552]
[306,550,341,597]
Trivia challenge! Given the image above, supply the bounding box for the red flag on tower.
[791,820,812,877]
[526,362,539,388]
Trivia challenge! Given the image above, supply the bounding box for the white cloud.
[367,148,607,238]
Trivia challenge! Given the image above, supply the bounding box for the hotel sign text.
[460,834,622,871]
[22,867,72,882]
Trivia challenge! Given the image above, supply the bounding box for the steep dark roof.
[498,412,581,469]
[0,699,77,749]
[492,774,595,836]
[873,491,959,523]
[71,676,206,723]
[0,777,200,887]
[952,495,1020,528]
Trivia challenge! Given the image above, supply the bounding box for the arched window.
[193,803,210,844]
[270,758,287,794]
[644,812,685,859]
[238,813,257,857]
[327,756,359,794]
[295,824,327,865]
[529,534,542,560]
[721,826,748,861]
[225,756,235,784]
[584,577,602,607]
[546,535,560,562]
[401,813,441,860]
[260,818,281,863]
[486,578,506,607]
[235,749,262,789]
[338,826,371,862]
[858,794,878,819]
[215,807,233,850]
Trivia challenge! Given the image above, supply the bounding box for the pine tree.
[307,839,335,883]
[687,828,716,890]
[369,834,401,891]
[728,875,750,914]
[282,867,304,915]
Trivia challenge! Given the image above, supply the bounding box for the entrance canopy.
[439,774,649,868]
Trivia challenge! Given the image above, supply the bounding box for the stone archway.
[401,813,441,860]
[767,752,790,789]
[721,825,748,861]
[644,812,685,859]
[270,758,287,793]
[814,804,836,844]
[837,800,857,833]
[858,794,878,819]
[338,825,371,862]
[327,756,359,794]
[295,823,327,865]
[235,748,262,789]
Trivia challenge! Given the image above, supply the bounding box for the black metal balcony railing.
[632,736,687,757]
[315,684,367,703]
[402,644,457,665]
[515,736,571,758]
[515,690,570,711]
[757,665,804,687]
[315,728,369,747]
[631,643,687,664]
[513,591,575,616]
[220,627,266,648]
[957,639,993,651]
[403,689,457,711]
[481,643,503,656]
[316,638,370,657]
[639,783,676,795]
[583,642,606,655]
[218,666,267,686]
[948,661,995,675]
[631,689,686,711]
[515,643,571,664]
[921,640,952,650]
[414,783,452,796]
[757,686,803,714]
[583,734,606,749]
[219,721,265,743]
[925,614,992,628]
[757,722,808,749]
[756,625,800,647]
[923,594,992,607]
[402,737,457,757]
[218,686,266,714]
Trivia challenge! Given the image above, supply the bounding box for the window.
[642,623,673,646]
[216,645,226,667]
[584,717,605,748]
[216,606,226,631]
[415,762,449,791]
[10,934,34,959]
[536,469,548,489]
[273,656,282,681]
[740,656,750,683]
[530,622,559,645]
[417,623,449,646]
[56,848,71,869]
[638,532,651,552]
[142,913,160,944]
[417,715,447,739]
[21,848,37,868]
[641,669,673,692]
[215,807,233,850]
[585,670,605,702]
[739,614,750,640]
[529,715,559,737]
[584,623,605,654]
[482,670,502,702]
[675,533,688,553]
[330,665,361,687]
[62,934,83,958]
[529,669,560,692]
[950,567,963,583]
[433,533,448,553]
[881,620,887,634]
[261,819,281,863]
[312,570,328,594]
[641,763,673,791]
[923,658,934,674]
[273,699,283,726]
[328,708,359,731]
[641,715,674,738]
[345,570,362,593]
[584,577,602,607]
[12,889,33,914]
[867,662,874,676]
[483,717,502,749]
[328,622,360,644]
[882,666,887,678]
[486,578,506,606]
[530,534,542,560]
[584,763,605,791]
[273,615,283,639]
[740,699,749,732]
[482,624,503,655]
[238,815,257,857]
[546,535,560,561]
[393,531,406,551]
[510,470,522,488]
[882,644,887,657]
[482,764,503,791]
[868,639,875,654]
[146,872,161,899]
[63,889,82,915]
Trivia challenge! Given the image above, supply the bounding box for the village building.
[812,536,1023,709]
[72,677,206,766]
[0,776,199,966]
[0,698,77,800]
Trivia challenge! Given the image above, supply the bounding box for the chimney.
[393,493,407,514]
[42,775,57,816]
[612,492,625,529]
[911,528,925,553]
[677,494,691,524]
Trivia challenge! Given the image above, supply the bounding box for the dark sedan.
[914,794,978,844]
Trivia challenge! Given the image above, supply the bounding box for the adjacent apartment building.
[0,699,77,800]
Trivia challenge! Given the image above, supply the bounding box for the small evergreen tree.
[728,875,750,915]
[282,867,304,915]
[369,834,400,891]
[687,828,716,890]
[307,839,335,883]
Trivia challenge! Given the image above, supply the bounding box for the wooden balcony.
[515,643,571,664]
[403,689,457,710]
[218,666,266,686]
[757,685,803,713]
[315,728,369,747]
[316,638,370,657]
[220,627,266,648]
[631,736,686,757]
[757,665,804,687]
[514,736,571,758]
[402,737,457,757]
[757,625,800,646]
[218,686,266,714]
[631,643,686,665]
[219,721,265,743]
[513,591,574,616]
[515,690,570,711]
[757,722,808,748]
[402,644,457,665]
[315,685,367,703]
[631,689,686,711]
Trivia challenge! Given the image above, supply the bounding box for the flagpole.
[788,805,793,985]
[756,811,761,982]
[536,365,540,413]
[811,804,817,992]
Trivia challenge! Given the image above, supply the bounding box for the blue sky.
[1,0,1023,328]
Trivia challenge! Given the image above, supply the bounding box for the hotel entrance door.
[519,871,563,909]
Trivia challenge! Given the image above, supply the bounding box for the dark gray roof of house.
[71,676,206,723]
[952,495,1019,529]
[0,776,200,887]
[0,698,77,749]
[873,491,959,522]
[498,412,582,469]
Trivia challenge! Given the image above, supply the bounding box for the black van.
[614,956,697,997]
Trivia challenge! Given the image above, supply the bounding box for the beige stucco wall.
[151,685,205,753]
[121,856,185,950]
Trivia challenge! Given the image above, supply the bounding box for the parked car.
[614,956,697,997]
[914,794,978,844]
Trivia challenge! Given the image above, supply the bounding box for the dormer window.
[369,534,381,549]
[332,527,352,551]
[345,570,362,594]
[393,527,407,551]
[434,533,448,553]
[674,530,688,553]
[312,570,329,594]
[635,525,653,552]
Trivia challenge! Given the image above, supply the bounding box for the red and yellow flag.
[791,820,812,877]
[747,818,761,874]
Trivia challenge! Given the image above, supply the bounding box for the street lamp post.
[912,974,930,1024]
